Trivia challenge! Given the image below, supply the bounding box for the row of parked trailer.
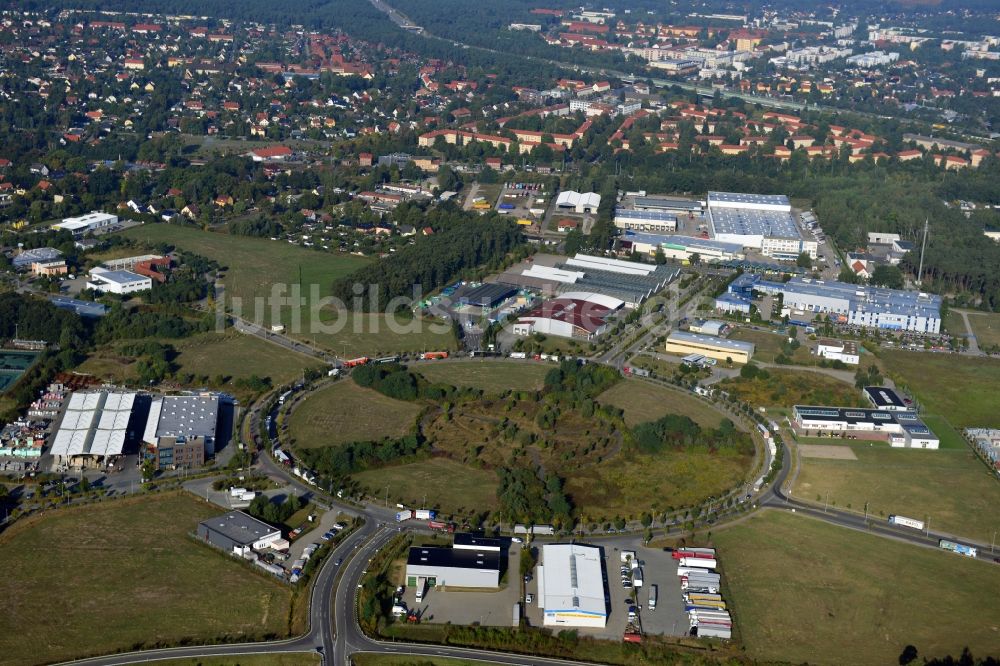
[674,547,732,640]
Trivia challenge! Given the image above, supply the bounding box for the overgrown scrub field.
[729,328,812,364]
[715,511,1000,665]
[717,368,862,407]
[122,224,454,356]
[881,350,1000,428]
[352,458,499,516]
[565,447,750,520]
[80,332,320,385]
[597,379,731,429]
[793,445,1000,542]
[423,396,621,472]
[288,381,422,448]
[0,492,292,665]
[413,360,549,392]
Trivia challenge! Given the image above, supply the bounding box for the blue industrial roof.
[614,208,678,222]
[622,231,744,254]
[49,295,108,318]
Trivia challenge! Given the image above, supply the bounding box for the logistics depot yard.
[389,528,730,643]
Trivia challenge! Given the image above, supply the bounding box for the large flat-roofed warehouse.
[536,544,607,628]
[197,510,283,555]
[142,395,220,470]
[620,231,745,264]
[792,405,939,449]
[730,274,943,334]
[613,208,677,233]
[666,330,755,364]
[632,196,703,214]
[509,253,678,307]
[406,543,501,589]
[706,191,816,260]
[458,283,517,310]
[50,391,137,467]
[759,276,942,333]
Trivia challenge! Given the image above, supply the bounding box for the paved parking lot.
[632,544,689,637]
[399,545,521,627]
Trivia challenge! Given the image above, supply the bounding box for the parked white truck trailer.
[679,557,717,569]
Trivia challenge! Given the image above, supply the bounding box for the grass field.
[77,331,322,398]
[597,379,731,429]
[881,351,1000,428]
[965,311,1000,349]
[288,381,423,448]
[413,361,549,393]
[122,224,454,356]
[155,656,319,666]
[352,458,499,514]
[793,444,1000,542]
[715,510,1000,666]
[0,492,292,665]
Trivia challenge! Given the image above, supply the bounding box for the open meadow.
[76,331,322,399]
[792,443,1000,543]
[597,379,732,429]
[288,380,423,448]
[964,311,1000,349]
[352,457,499,515]
[715,510,1000,666]
[413,360,549,393]
[0,492,292,666]
[881,350,1000,428]
[122,224,454,356]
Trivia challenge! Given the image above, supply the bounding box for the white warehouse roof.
[566,253,658,276]
[556,191,601,210]
[558,291,626,310]
[537,544,607,626]
[50,391,136,459]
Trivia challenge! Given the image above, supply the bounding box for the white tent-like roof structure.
[50,391,136,461]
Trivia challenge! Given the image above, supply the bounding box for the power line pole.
[917,218,929,286]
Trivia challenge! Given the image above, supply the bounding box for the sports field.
[0,492,292,665]
[352,458,499,515]
[122,224,454,356]
[288,380,423,448]
[0,350,40,392]
[881,351,1000,428]
[715,510,1000,666]
[413,361,549,393]
[793,444,1000,543]
[597,379,731,429]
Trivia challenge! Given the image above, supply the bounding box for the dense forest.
[330,211,524,308]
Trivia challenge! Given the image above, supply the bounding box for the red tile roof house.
[249,145,293,162]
